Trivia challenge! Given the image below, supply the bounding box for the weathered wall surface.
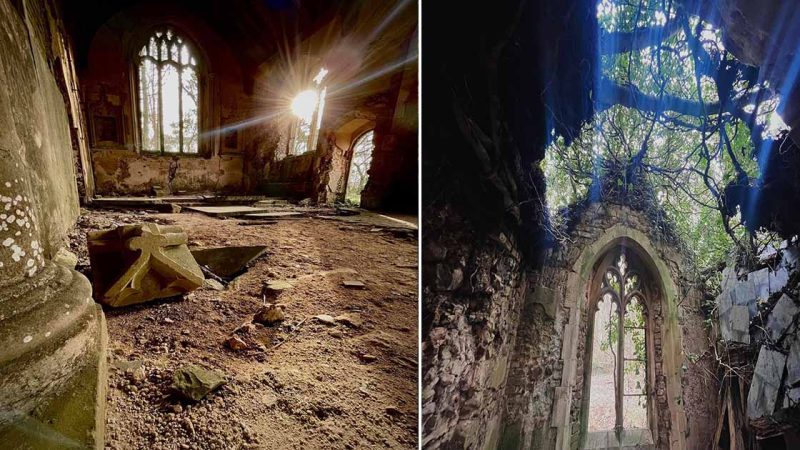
[92,150,244,195]
[0,0,80,256]
[422,204,527,449]
[360,36,418,213]
[422,199,717,450]
[262,152,319,199]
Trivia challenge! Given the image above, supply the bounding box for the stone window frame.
[553,225,686,450]
[579,245,661,447]
[130,25,207,157]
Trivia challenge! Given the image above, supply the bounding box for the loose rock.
[335,314,363,329]
[359,354,377,363]
[204,279,225,291]
[254,304,285,325]
[263,280,292,298]
[342,280,366,289]
[172,365,227,402]
[226,336,248,351]
[314,314,336,326]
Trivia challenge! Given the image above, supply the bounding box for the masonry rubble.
[715,238,800,429]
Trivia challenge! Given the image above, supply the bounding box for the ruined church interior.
[0,0,417,448]
[423,0,800,449]
[9,0,800,449]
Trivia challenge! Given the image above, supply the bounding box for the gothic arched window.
[586,250,653,446]
[136,28,199,154]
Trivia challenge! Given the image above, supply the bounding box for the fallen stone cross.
[87,223,204,307]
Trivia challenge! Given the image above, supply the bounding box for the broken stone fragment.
[766,294,799,342]
[359,354,377,363]
[788,338,800,386]
[253,304,285,325]
[87,223,204,307]
[225,336,248,351]
[314,314,336,326]
[730,279,757,317]
[204,278,225,291]
[335,314,363,329]
[385,406,402,416]
[342,280,366,289]
[190,245,267,278]
[770,267,790,295]
[172,365,227,402]
[233,322,256,335]
[264,280,293,294]
[747,348,787,419]
[729,305,751,344]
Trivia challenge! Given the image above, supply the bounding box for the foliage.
[544,0,789,274]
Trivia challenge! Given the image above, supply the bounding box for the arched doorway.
[582,246,657,449]
[345,130,375,205]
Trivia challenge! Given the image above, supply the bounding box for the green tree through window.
[589,251,649,435]
[137,29,199,154]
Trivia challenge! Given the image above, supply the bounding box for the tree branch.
[596,76,718,117]
[599,20,682,55]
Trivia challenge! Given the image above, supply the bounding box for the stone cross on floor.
[88,223,205,307]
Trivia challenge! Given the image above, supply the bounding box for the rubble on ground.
[715,238,800,436]
[253,304,285,325]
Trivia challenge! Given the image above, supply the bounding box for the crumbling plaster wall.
[500,202,717,450]
[0,0,81,257]
[81,3,248,196]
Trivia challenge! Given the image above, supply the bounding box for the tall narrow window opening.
[288,68,328,156]
[137,29,199,154]
[585,250,653,448]
[345,130,375,205]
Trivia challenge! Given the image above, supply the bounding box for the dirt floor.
[69,208,418,450]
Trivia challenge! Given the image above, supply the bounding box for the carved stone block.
[87,223,204,307]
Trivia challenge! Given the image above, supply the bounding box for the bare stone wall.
[422,204,527,449]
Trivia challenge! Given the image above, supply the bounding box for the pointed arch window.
[587,250,652,445]
[136,29,199,154]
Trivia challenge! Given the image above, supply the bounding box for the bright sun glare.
[290,89,319,120]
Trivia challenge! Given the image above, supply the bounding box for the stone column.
[0,1,107,447]
[0,150,107,449]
